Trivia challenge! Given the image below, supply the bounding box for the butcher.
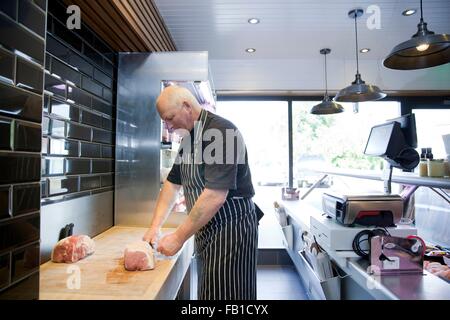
[143,85,259,300]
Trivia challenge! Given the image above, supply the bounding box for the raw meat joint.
[51,235,95,263]
[124,241,155,271]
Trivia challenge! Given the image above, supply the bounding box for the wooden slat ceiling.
[64,0,176,52]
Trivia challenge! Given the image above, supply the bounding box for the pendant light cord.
[324,52,328,96]
[420,0,424,22]
[354,14,360,75]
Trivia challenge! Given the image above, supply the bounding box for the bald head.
[156,85,202,132]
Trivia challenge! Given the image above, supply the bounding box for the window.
[292,101,400,188]
[216,100,289,186]
[412,109,450,159]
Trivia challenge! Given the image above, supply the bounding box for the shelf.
[161,142,172,150]
[312,168,450,189]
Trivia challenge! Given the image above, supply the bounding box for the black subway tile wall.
[41,0,116,206]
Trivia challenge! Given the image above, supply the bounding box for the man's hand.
[156,232,184,256]
[142,227,161,248]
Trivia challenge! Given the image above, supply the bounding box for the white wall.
[210,58,450,93]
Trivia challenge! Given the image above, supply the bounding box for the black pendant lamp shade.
[383,0,450,70]
[335,9,386,103]
[311,48,344,114]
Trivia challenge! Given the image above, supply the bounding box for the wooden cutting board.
[39,226,193,300]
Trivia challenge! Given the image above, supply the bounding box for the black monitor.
[364,114,419,170]
[364,121,406,157]
[387,113,418,148]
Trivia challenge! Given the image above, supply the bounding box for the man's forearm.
[150,180,181,229]
[175,188,228,242]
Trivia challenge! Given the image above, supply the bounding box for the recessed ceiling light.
[360,48,370,53]
[402,9,417,16]
[248,18,260,24]
[245,48,256,53]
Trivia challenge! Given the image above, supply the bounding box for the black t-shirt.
[167,110,255,198]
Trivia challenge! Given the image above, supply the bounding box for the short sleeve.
[203,126,241,190]
[166,162,181,185]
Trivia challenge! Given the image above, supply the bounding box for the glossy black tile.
[53,19,82,52]
[67,85,90,108]
[41,157,64,176]
[92,160,112,174]
[92,128,112,144]
[103,87,112,103]
[44,73,66,98]
[0,0,17,20]
[0,153,40,184]
[42,116,49,135]
[13,121,41,152]
[45,52,51,70]
[0,270,38,299]
[46,34,70,63]
[102,117,113,131]
[0,118,12,150]
[0,13,45,64]
[77,24,94,46]
[47,176,78,196]
[0,48,15,83]
[0,214,40,252]
[69,52,93,77]
[49,138,78,156]
[46,12,53,32]
[93,68,112,89]
[80,142,100,158]
[0,83,42,122]
[81,76,102,98]
[47,0,65,19]
[81,110,102,128]
[43,94,50,114]
[101,145,113,158]
[0,253,10,290]
[40,179,47,198]
[51,58,80,87]
[103,59,114,77]
[34,0,46,11]
[65,158,90,175]
[83,43,103,68]
[66,123,90,141]
[18,0,45,37]
[41,137,48,154]
[11,242,39,282]
[12,184,40,216]
[93,37,112,59]
[91,98,112,116]
[101,174,113,187]
[49,118,65,138]
[0,186,10,220]
[16,58,43,94]
[50,99,79,122]
[80,175,101,191]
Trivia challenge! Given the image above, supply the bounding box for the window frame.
[217,95,450,187]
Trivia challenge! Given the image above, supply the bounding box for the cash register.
[322,114,419,228]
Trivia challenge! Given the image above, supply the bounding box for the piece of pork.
[51,235,95,263]
[124,241,155,271]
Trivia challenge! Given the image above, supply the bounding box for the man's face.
[159,102,191,132]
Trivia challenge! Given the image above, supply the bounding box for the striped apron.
[180,112,258,300]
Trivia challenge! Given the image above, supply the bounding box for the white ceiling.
[153,0,450,93]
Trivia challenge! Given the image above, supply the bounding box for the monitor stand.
[382,162,393,194]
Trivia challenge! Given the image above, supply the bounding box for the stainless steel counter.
[280,199,450,300]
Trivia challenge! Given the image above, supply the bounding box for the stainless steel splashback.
[115,52,211,226]
[40,191,114,262]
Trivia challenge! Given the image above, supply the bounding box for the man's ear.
[182,101,192,112]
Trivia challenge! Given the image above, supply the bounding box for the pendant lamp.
[311,48,344,115]
[335,9,386,103]
[383,0,450,70]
